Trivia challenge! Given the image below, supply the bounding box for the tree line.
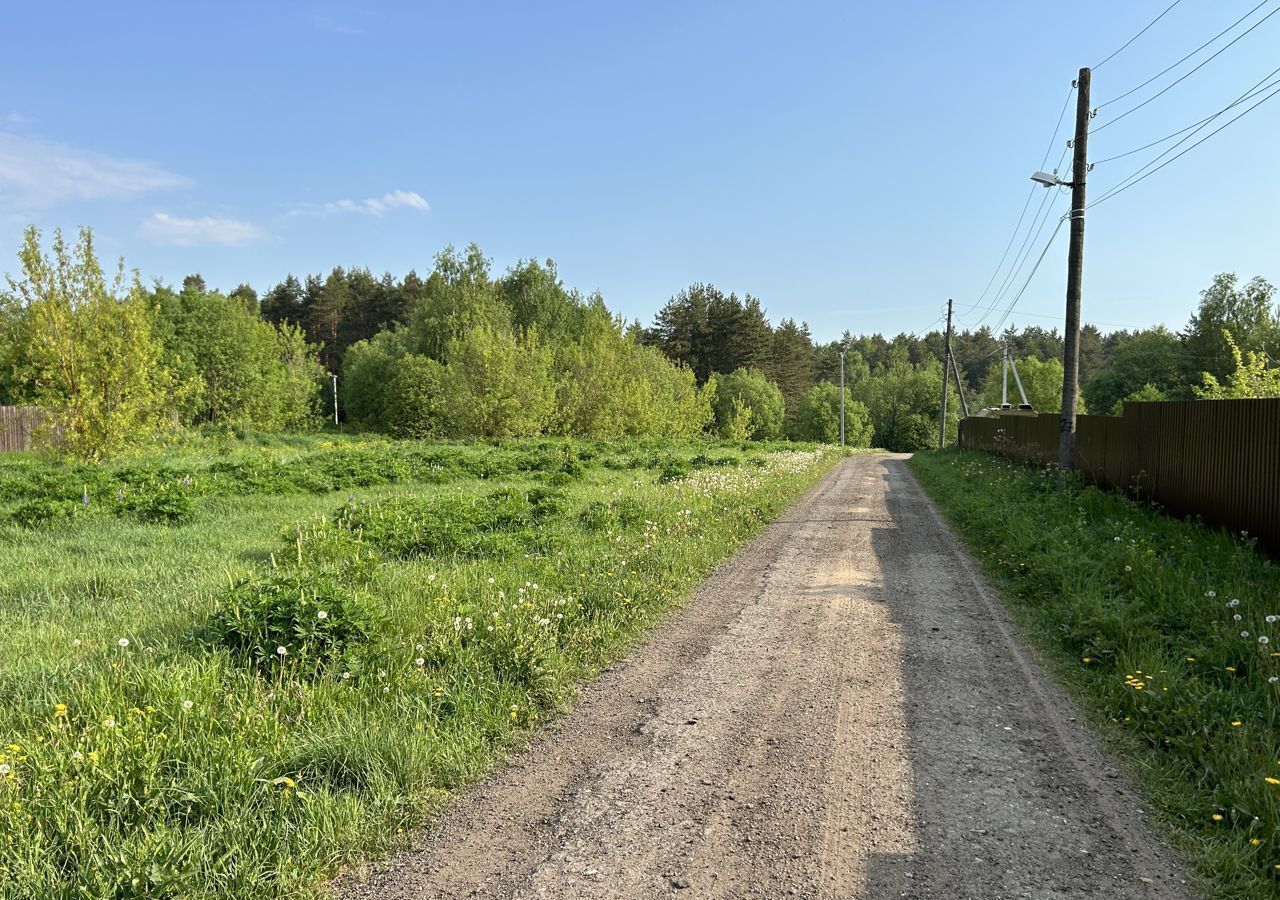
[1,225,1275,459]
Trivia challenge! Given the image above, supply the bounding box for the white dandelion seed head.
[1234,614,1243,621]
[342,672,351,680]
[102,717,115,728]
[415,657,425,666]
[1241,631,1251,638]
[1228,598,1240,607]
[0,764,10,776]
[1268,616,1278,624]
[1124,566,1132,572]
[73,639,81,647]
[1259,636,1270,645]
[181,700,193,711]
[1208,591,1218,598]
[117,638,129,648]
[317,610,328,620]
[487,577,495,584]
[1271,677,1279,684]
[275,645,287,656]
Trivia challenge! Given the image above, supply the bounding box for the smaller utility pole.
[839,349,846,446]
[1002,344,1010,407]
[938,298,953,449]
[331,374,339,426]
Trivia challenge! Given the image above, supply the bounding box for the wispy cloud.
[307,6,375,35]
[295,189,430,217]
[141,212,265,247]
[0,131,187,208]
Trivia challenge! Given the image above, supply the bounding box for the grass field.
[910,449,1280,899]
[0,434,842,899]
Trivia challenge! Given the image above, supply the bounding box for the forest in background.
[1,226,1277,459]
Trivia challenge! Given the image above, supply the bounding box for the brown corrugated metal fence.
[957,399,1280,553]
[0,406,43,452]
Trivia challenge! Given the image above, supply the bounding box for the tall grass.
[910,450,1280,898]
[0,438,840,899]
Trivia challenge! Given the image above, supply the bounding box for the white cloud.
[297,189,429,217]
[142,212,265,247]
[0,131,187,208]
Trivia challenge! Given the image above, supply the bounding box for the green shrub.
[210,570,377,674]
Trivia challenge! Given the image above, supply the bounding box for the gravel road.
[338,454,1196,900]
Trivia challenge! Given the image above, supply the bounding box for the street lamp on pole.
[839,348,846,446]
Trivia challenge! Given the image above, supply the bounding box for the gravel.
[336,454,1197,900]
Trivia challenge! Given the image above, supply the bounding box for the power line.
[1093,0,1276,132]
[963,84,1075,325]
[1092,63,1280,164]
[1094,0,1185,70]
[990,216,1069,334]
[973,149,1070,327]
[1090,78,1280,208]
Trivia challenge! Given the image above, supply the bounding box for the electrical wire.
[1090,77,1280,208]
[971,145,1071,328]
[961,84,1075,326]
[990,216,1069,334]
[1092,63,1280,164]
[1094,0,1185,70]
[1093,0,1276,127]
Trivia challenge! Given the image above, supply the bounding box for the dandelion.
[342,671,351,680]
[1124,566,1132,572]
[1186,656,1196,662]
[54,703,67,717]
[182,700,193,711]
[1207,591,1217,598]
[487,577,495,584]
[1260,636,1270,645]
[1226,666,1236,672]
[1228,599,1240,608]
[72,639,81,647]
[1267,777,1280,785]
[415,657,425,666]
[1212,813,1224,821]
[117,638,129,648]
[1242,631,1251,638]
[317,610,328,620]
[102,717,116,728]
[1268,615,1279,624]
[1252,838,1263,846]
[1231,721,1243,727]
[71,751,83,761]
[276,646,287,657]
[1234,614,1243,622]
[1271,677,1278,684]
[0,764,9,777]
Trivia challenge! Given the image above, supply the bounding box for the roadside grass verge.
[909,449,1280,899]
[0,438,841,899]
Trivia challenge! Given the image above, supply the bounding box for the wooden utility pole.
[939,298,953,449]
[1059,67,1090,471]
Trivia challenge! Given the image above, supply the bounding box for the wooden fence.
[0,406,44,453]
[957,399,1280,554]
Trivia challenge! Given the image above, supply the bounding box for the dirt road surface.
[339,454,1195,900]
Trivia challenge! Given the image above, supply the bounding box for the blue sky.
[1,1,1277,342]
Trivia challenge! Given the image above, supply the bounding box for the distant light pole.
[331,374,339,426]
[839,349,847,445]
